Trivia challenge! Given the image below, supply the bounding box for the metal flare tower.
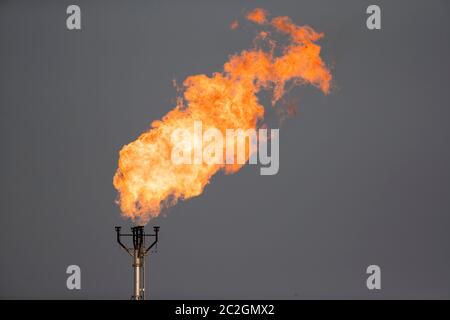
[115,225,159,300]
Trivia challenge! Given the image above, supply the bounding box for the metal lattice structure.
[115,225,159,300]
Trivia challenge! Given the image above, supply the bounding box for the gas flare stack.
[115,225,160,300]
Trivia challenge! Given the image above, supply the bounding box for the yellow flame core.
[113,8,332,224]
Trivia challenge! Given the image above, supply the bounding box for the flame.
[246,8,267,24]
[113,8,332,224]
[230,19,239,30]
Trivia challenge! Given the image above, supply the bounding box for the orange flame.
[230,19,239,30]
[113,8,332,224]
[246,8,267,24]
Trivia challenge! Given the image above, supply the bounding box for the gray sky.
[1,0,450,299]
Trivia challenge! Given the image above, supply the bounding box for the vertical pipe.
[142,257,146,300]
[133,251,141,299]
